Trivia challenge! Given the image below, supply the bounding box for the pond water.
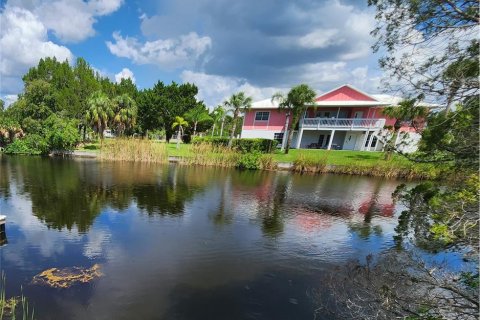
[0,155,406,320]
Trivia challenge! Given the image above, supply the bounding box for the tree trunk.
[176,128,181,149]
[228,113,238,148]
[220,118,225,136]
[211,123,216,137]
[193,122,197,136]
[284,115,298,154]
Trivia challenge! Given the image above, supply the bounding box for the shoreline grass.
[77,139,443,180]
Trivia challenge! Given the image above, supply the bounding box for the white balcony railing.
[301,118,386,129]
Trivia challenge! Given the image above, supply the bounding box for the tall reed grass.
[0,273,34,320]
[182,143,240,168]
[292,151,329,174]
[99,138,168,163]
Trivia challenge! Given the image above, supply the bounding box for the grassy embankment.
[79,139,444,180]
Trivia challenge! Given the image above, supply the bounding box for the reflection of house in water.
[229,172,399,234]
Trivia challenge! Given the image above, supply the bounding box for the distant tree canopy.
[0,57,208,152]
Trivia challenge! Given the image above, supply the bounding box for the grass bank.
[78,139,443,180]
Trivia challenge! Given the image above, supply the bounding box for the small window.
[274,132,284,142]
[255,111,270,121]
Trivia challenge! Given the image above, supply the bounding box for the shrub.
[181,134,192,144]
[4,134,49,155]
[236,152,261,170]
[44,116,80,151]
[233,138,275,153]
[192,136,229,146]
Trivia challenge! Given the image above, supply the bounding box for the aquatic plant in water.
[32,264,102,289]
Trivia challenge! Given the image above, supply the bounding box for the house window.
[255,111,270,121]
[365,133,378,148]
[274,132,284,143]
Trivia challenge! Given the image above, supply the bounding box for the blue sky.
[0,0,384,107]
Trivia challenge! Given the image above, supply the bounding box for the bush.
[192,137,275,153]
[236,152,261,170]
[192,136,229,146]
[4,134,49,155]
[181,134,192,144]
[44,116,80,151]
[233,138,275,153]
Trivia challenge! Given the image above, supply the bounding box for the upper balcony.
[300,118,386,130]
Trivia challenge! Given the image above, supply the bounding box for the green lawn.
[271,149,410,166]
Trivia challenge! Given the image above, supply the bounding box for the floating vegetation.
[32,264,102,289]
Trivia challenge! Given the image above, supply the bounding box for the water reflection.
[0,155,404,320]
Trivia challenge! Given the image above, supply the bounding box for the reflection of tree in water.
[133,166,199,216]
[210,175,233,226]
[0,156,12,199]
[257,174,290,238]
[348,180,388,239]
[3,157,205,231]
[14,157,107,232]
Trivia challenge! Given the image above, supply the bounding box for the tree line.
[0,57,253,153]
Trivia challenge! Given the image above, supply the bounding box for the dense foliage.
[328,1,480,318]
[0,57,211,154]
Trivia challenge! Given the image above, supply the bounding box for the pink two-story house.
[241,84,427,152]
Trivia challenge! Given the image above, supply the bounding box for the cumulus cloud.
[107,32,212,69]
[181,63,381,107]
[181,70,286,107]
[140,0,379,88]
[0,6,73,94]
[115,68,136,83]
[2,94,19,107]
[9,0,124,43]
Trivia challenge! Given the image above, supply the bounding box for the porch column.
[327,130,335,150]
[366,131,375,151]
[360,130,370,151]
[295,128,304,149]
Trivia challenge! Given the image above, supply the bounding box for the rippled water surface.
[0,156,405,319]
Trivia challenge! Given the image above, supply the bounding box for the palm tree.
[211,105,225,137]
[382,99,428,160]
[85,91,113,141]
[223,92,253,147]
[272,84,316,154]
[184,105,212,136]
[172,116,188,149]
[112,94,137,136]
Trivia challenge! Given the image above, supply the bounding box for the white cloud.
[115,68,135,83]
[181,70,285,107]
[2,94,19,107]
[0,6,73,94]
[277,28,343,49]
[107,32,212,69]
[32,0,123,43]
[181,63,382,108]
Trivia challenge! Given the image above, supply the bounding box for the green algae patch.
[32,264,102,288]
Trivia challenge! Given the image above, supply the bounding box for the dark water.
[1,155,405,320]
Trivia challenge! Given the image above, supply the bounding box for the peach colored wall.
[316,86,376,101]
[243,109,287,130]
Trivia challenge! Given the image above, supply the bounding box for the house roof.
[249,84,440,109]
[250,98,280,109]
[314,84,390,106]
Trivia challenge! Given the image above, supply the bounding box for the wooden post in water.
[0,215,7,246]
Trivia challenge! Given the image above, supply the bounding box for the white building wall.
[241,129,277,139]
